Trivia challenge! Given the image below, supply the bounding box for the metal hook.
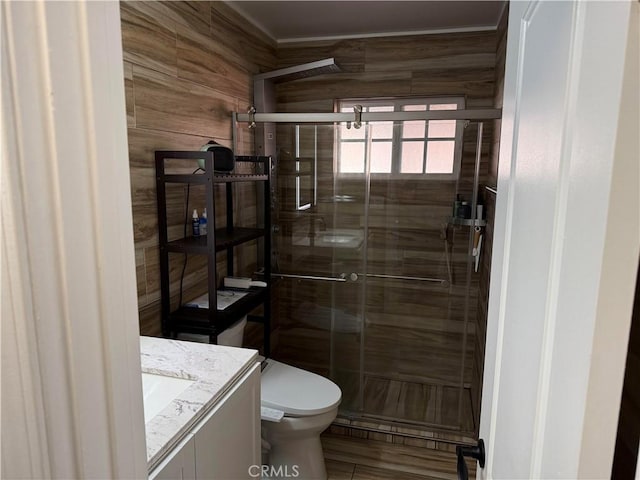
[353,104,363,129]
[247,106,256,129]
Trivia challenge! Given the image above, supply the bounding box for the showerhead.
[253,57,342,83]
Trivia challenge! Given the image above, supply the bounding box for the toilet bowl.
[177,297,342,479]
[261,359,341,480]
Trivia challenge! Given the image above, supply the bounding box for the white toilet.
[178,312,342,480]
[260,358,341,479]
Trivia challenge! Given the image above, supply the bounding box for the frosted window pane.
[371,122,393,139]
[403,105,427,111]
[341,122,365,140]
[428,120,456,138]
[368,106,393,139]
[371,142,392,173]
[403,120,425,138]
[400,142,424,173]
[429,103,457,110]
[426,141,455,173]
[369,105,394,112]
[403,105,427,138]
[340,142,365,173]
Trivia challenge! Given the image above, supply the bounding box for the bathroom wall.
[471,6,509,431]
[273,30,498,435]
[120,1,276,335]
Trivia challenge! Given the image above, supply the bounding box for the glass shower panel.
[360,121,475,432]
[268,119,477,433]
[271,123,366,413]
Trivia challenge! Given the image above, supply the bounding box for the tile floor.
[322,433,475,480]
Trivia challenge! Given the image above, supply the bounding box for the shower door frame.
[233,108,501,433]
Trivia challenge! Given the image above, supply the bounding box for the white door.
[477,1,638,479]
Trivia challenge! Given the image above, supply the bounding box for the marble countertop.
[140,336,258,470]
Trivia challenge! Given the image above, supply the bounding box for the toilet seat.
[261,360,341,417]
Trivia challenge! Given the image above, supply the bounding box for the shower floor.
[336,374,475,433]
[272,324,476,434]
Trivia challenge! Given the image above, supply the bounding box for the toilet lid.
[261,360,342,416]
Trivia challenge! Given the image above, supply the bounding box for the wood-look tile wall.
[272,30,499,433]
[121,0,506,435]
[120,1,276,336]
[471,6,509,431]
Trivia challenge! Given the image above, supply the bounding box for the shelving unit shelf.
[155,151,272,355]
[165,227,265,254]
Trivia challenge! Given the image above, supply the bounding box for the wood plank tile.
[127,127,215,170]
[278,38,366,74]
[397,382,438,424]
[132,65,237,138]
[177,26,251,98]
[135,247,147,306]
[123,7,500,438]
[364,377,395,415]
[352,464,441,480]
[363,32,496,70]
[410,68,495,105]
[322,434,464,480]
[276,71,412,104]
[139,301,161,336]
[121,0,273,340]
[124,61,135,127]
[120,2,177,76]
[441,387,475,432]
[327,459,356,480]
[164,1,211,36]
[209,2,277,73]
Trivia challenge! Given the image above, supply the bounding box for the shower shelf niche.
[448,217,487,227]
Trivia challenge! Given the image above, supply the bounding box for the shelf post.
[155,152,171,337]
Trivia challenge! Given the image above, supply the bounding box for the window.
[337,97,465,177]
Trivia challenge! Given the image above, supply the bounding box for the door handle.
[456,439,485,480]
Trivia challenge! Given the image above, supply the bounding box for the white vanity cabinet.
[149,363,261,480]
[149,434,195,480]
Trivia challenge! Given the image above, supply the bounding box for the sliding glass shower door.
[255,113,484,434]
[271,123,366,414]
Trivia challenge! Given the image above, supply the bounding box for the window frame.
[335,96,466,180]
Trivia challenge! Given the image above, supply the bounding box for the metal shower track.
[234,108,501,125]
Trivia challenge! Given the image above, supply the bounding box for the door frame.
[479,1,639,478]
[1,1,147,477]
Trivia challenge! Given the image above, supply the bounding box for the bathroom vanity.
[140,336,260,479]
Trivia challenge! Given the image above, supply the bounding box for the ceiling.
[225,1,507,43]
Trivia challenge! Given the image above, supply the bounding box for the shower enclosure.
[234,105,499,435]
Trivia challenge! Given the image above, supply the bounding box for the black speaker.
[199,141,235,172]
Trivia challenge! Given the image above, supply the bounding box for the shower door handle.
[456,439,485,480]
[268,272,359,283]
[338,272,359,282]
[270,273,347,283]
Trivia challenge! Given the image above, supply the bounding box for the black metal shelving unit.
[155,151,272,355]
